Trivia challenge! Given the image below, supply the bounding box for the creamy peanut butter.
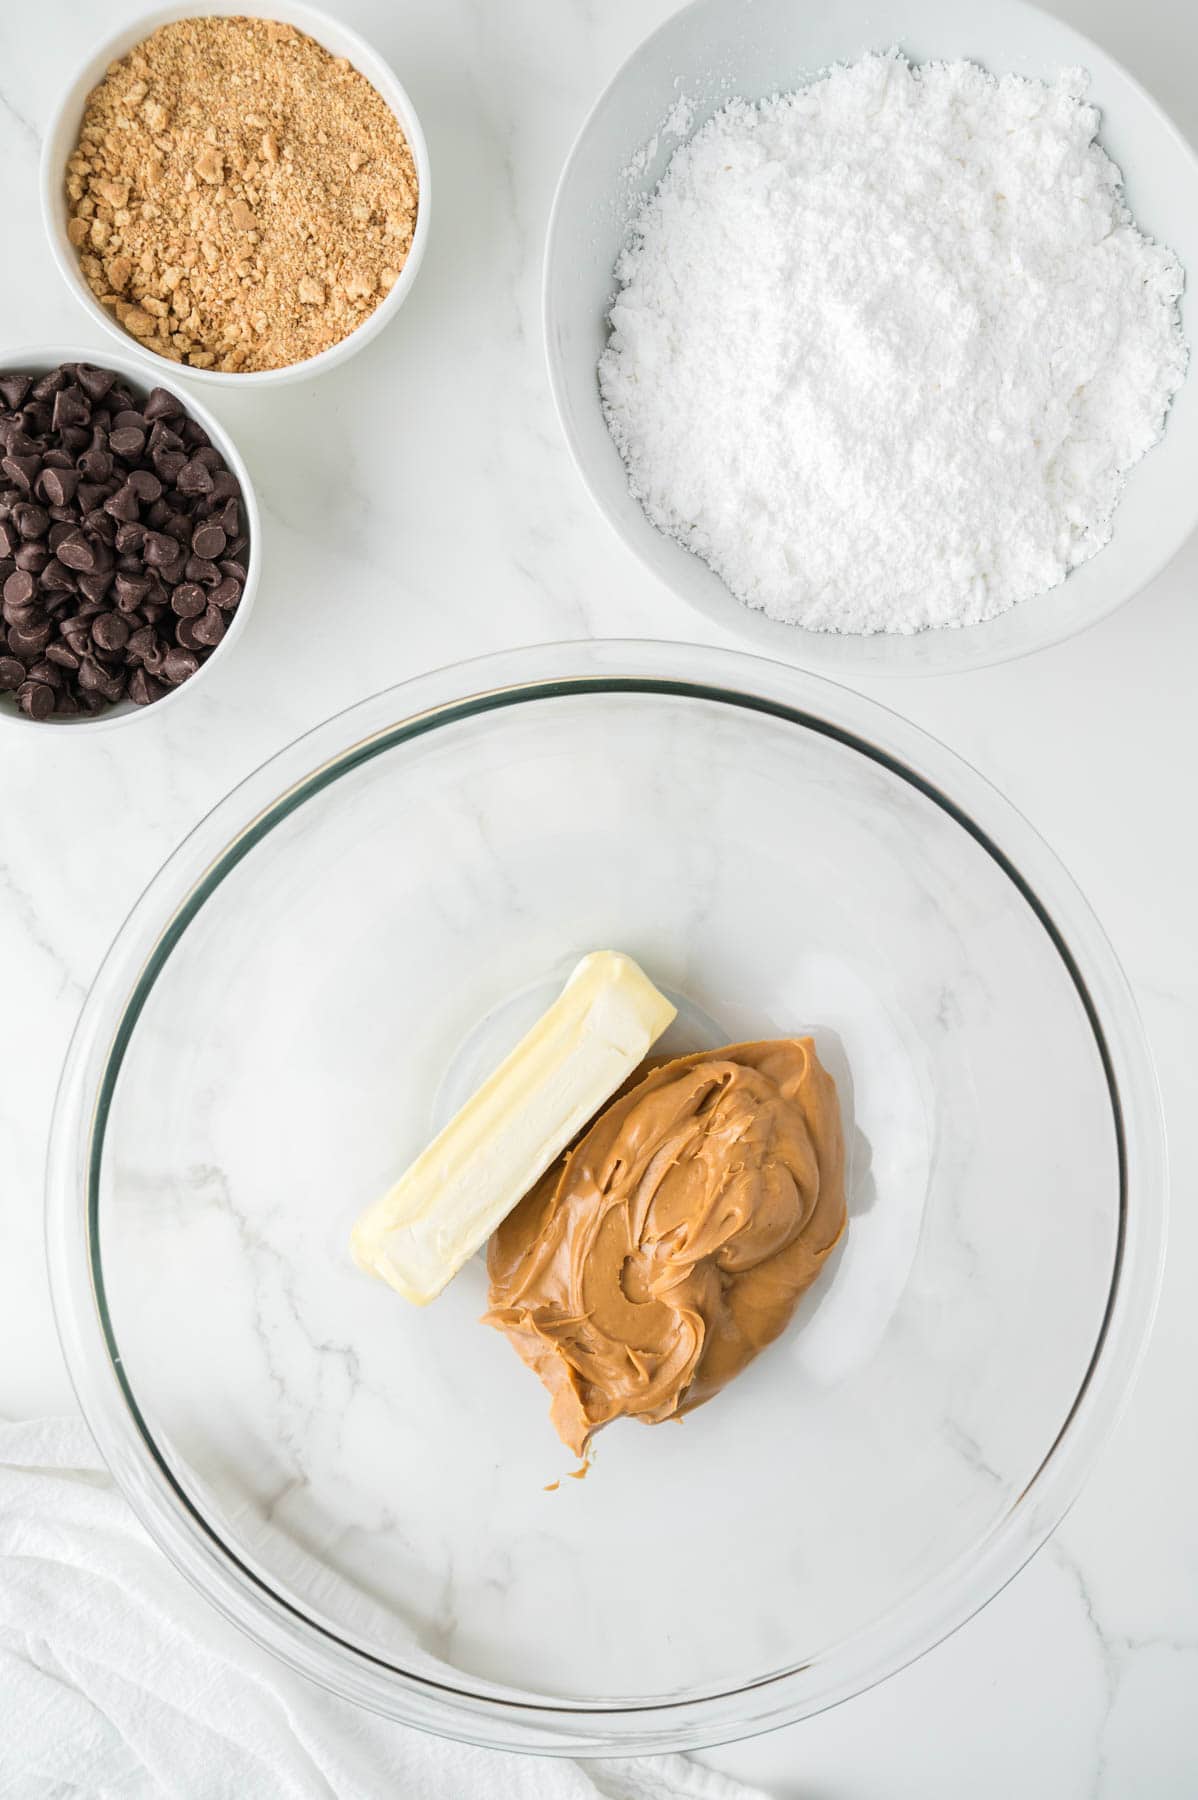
[484,1038,846,1456]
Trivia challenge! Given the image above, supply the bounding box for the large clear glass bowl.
[47,642,1165,1754]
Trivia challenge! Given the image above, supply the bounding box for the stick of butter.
[350,951,676,1305]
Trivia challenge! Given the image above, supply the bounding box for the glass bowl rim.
[45,639,1168,1755]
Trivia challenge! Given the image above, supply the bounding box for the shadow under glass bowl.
[544,0,1198,676]
[47,641,1165,1753]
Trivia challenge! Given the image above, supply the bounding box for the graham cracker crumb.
[65,16,420,373]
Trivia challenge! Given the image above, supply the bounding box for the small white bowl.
[40,2,431,389]
[545,0,1198,676]
[0,344,260,732]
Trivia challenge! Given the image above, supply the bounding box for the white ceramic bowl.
[0,344,259,731]
[40,1,431,389]
[545,0,1198,676]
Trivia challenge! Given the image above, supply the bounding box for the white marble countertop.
[1,0,1196,1793]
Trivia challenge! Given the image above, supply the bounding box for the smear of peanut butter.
[484,1039,846,1457]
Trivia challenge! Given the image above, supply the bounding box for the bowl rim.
[44,639,1168,1753]
[0,342,260,732]
[38,0,431,389]
[542,0,1198,677]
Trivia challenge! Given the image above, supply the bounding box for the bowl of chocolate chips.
[0,347,257,726]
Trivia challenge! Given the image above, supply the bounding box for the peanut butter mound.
[485,1039,847,1457]
[65,17,419,373]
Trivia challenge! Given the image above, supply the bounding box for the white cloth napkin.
[0,1419,768,1800]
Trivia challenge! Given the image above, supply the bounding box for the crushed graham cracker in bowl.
[64,16,420,374]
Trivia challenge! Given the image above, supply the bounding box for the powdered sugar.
[620,93,696,181]
[599,53,1187,634]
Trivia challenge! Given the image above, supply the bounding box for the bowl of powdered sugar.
[545,0,1197,674]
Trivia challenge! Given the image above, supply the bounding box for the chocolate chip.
[28,656,63,691]
[61,616,92,652]
[75,364,117,403]
[170,583,206,618]
[45,640,81,671]
[214,498,241,537]
[0,654,25,688]
[209,576,244,611]
[77,448,114,483]
[52,387,90,432]
[161,646,199,685]
[31,370,66,402]
[76,480,111,514]
[56,532,96,572]
[176,458,213,495]
[14,543,50,574]
[3,569,35,608]
[218,558,248,585]
[40,559,76,596]
[9,615,54,653]
[109,426,147,461]
[125,624,158,660]
[0,376,31,410]
[114,523,145,555]
[174,616,203,652]
[103,483,141,523]
[192,605,226,647]
[114,573,150,611]
[191,522,226,560]
[14,503,49,540]
[126,469,162,504]
[208,471,242,504]
[36,466,79,507]
[143,388,184,423]
[185,556,220,587]
[78,569,115,605]
[17,678,54,719]
[140,530,176,566]
[77,658,125,703]
[91,611,130,652]
[158,547,187,586]
[1,455,39,493]
[128,666,167,706]
[151,447,187,484]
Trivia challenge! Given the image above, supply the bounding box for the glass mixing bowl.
[47,641,1165,1754]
